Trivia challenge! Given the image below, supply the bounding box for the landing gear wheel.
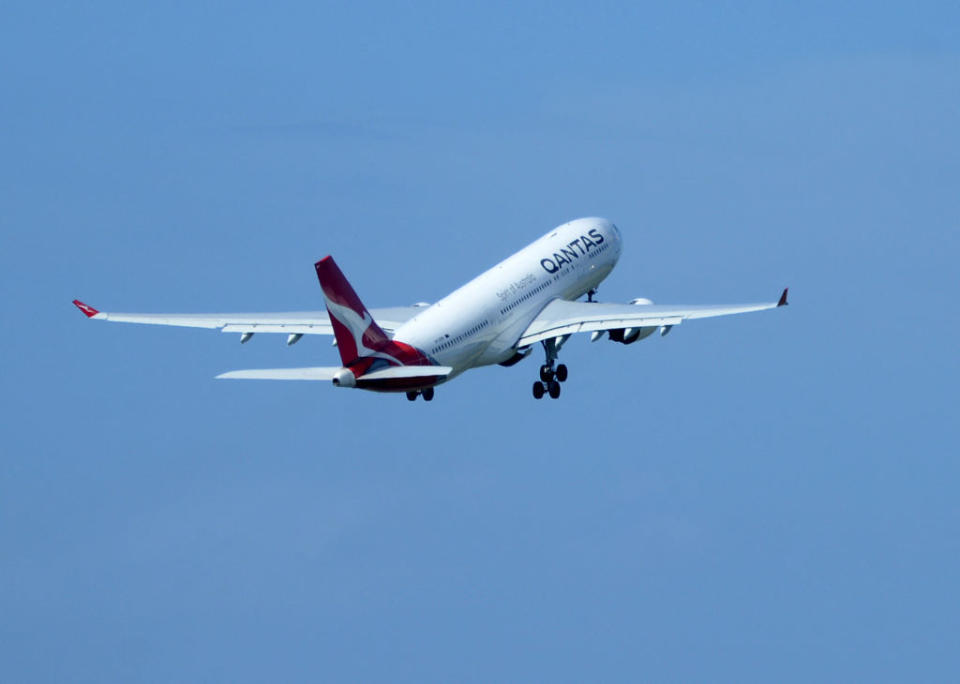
[532,381,545,399]
[548,380,561,399]
[422,387,435,401]
[555,364,568,382]
[539,365,554,382]
[406,391,418,401]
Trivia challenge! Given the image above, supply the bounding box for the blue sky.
[2,2,958,681]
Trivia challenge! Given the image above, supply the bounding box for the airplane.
[73,217,788,401]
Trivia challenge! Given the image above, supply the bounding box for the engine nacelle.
[332,368,356,388]
[498,346,532,367]
[609,327,658,345]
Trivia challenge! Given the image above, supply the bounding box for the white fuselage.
[393,217,622,380]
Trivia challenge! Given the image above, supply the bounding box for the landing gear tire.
[555,364,568,382]
[548,380,561,399]
[532,381,545,399]
[539,365,554,382]
[406,391,418,401]
[422,387,435,402]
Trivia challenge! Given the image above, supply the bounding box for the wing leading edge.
[71,300,423,337]
[517,288,788,347]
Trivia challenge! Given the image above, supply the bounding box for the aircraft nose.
[604,220,622,249]
[609,223,624,258]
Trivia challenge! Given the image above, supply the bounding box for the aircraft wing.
[71,300,425,337]
[517,288,788,346]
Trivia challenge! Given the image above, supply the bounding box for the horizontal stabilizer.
[215,365,452,382]
[216,367,341,381]
[361,365,452,380]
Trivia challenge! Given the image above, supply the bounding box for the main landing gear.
[406,387,435,402]
[532,336,569,400]
[532,365,566,399]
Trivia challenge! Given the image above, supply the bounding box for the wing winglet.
[73,300,100,318]
[777,288,789,307]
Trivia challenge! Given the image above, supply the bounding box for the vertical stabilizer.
[314,256,392,366]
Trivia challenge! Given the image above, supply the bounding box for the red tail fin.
[314,256,392,366]
[314,257,432,371]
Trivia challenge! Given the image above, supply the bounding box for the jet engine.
[608,326,658,345]
[603,298,658,344]
[498,346,532,367]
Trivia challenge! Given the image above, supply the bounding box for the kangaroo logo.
[324,298,405,366]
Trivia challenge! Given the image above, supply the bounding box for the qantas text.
[539,228,605,274]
